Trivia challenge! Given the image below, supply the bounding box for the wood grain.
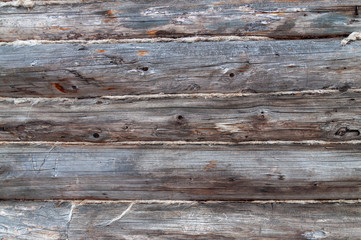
[1,39,361,97]
[1,0,360,236]
[0,201,70,239]
[0,1,360,41]
[1,143,361,200]
[0,92,360,142]
[1,200,361,239]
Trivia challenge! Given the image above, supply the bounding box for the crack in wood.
[37,145,56,174]
[99,202,135,226]
[65,203,75,240]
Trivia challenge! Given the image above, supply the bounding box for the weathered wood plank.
[1,143,361,200]
[0,1,360,41]
[1,200,361,239]
[0,201,70,239]
[1,39,361,97]
[0,92,360,142]
[69,201,361,240]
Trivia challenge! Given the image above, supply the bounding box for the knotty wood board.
[1,39,360,97]
[0,92,360,142]
[1,143,361,200]
[1,200,360,239]
[0,1,360,41]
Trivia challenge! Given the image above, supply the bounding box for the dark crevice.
[269,33,350,40]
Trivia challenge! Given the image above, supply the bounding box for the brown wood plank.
[1,39,360,97]
[1,200,360,239]
[0,1,360,41]
[1,143,360,200]
[0,92,360,142]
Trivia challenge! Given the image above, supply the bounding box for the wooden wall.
[0,0,361,239]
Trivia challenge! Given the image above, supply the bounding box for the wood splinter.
[341,32,361,45]
[0,0,35,8]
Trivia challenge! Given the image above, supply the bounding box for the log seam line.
[0,140,360,146]
[1,88,360,103]
[0,37,272,46]
[22,199,361,204]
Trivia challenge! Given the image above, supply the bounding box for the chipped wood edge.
[0,0,34,8]
[342,32,361,45]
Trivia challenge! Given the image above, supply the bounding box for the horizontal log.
[0,1,360,41]
[0,92,360,142]
[1,200,360,239]
[1,143,361,200]
[0,201,70,239]
[1,39,361,97]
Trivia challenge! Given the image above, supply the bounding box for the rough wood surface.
[1,143,361,200]
[0,1,360,41]
[1,200,361,239]
[1,0,361,237]
[0,201,70,240]
[0,92,360,142]
[1,39,361,97]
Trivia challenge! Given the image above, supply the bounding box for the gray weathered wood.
[1,0,360,236]
[0,92,360,142]
[0,201,70,239]
[1,39,360,97]
[0,1,360,41]
[1,200,361,239]
[1,143,361,200]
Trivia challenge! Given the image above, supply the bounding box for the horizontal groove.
[0,140,360,146]
[0,35,351,45]
[1,0,359,8]
[0,36,272,46]
[100,88,361,100]
[4,199,361,204]
[0,0,100,8]
[1,88,360,102]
